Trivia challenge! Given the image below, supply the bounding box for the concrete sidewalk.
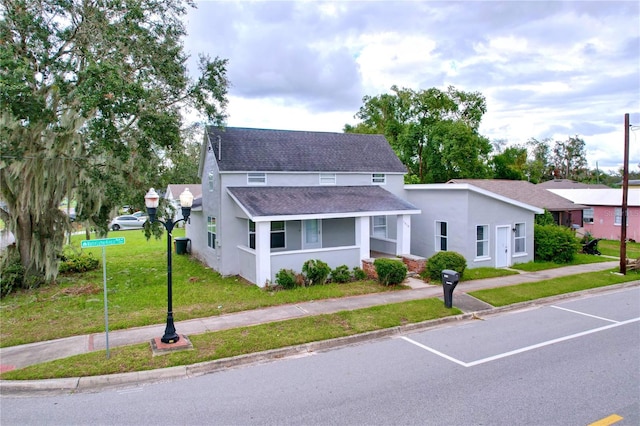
[1,260,629,373]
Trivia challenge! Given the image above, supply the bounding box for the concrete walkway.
[1,260,631,373]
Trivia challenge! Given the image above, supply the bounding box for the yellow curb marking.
[588,414,623,426]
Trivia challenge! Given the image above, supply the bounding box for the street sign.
[80,237,125,359]
[81,237,125,248]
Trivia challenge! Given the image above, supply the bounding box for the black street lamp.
[144,187,194,344]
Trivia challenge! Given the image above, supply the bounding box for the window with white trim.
[207,217,216,249]
[614,208,622,226]
[208,172,215,191]
[247,173,266,185]
[372,173,386,184]
[476,225,489,258]
[372,216,387,238]
[514,223,526,254]
[435,221,447,251]
[249,220,286,249]
[583,208,594,224]
[319,173,336,185]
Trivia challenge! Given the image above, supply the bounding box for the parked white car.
[109,215,145,231]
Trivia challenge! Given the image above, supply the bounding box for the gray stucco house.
[405,183,543,268]
[187,127,420,287]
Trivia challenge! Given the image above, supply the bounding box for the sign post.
[81,237,125,358]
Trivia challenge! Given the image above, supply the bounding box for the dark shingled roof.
[227,186,419,218]
[448,179,586,211]
[206,127,407,173]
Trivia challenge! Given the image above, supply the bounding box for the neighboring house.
[405,183,543,268]
[546,188,640,241]
[188,127,420,287]
[448,179,586,227]
[165,184,202,223]
[537,179,609,189]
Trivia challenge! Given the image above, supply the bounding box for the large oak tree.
[345,85,491,183]
[0,0,228,283]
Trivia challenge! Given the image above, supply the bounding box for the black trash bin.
[441,269,460,308]
[175,237,190,255]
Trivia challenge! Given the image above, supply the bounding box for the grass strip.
[469,269,639,307]
[511,253,613,272]
[1,298,460,380]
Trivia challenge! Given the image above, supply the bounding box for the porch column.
[396,214,411,256]
[356,216,370,259]
[255,221,271,287]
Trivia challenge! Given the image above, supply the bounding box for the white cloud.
[184,0,640,173]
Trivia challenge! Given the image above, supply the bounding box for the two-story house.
[188,127,420,287]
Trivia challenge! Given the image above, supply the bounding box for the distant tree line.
[345,86,636,185]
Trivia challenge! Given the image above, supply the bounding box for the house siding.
[405,186,536,268]
[583,205,640,241]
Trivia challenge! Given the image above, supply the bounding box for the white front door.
[303,219,322,249]
[496,226,510,268]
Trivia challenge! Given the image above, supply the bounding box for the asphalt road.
[1,287,638,425]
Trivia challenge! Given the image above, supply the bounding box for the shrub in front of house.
[330,265,351,283]
[373,258,407,286]
[352,266,367,281]
[302,259,331,286]
[534,224,580,263]
[426,251,467,281]
[275,268,298,289]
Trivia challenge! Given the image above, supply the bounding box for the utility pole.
[620,113,629,274]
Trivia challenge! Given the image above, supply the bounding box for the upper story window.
[247,172,266,185]
[319,173,336,185]
[435,221,447,251]
[208,172,215,191]
[372,173,386,185]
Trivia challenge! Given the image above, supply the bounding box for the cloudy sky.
[183,1,640,173]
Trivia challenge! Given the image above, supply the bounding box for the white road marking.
[401,317,640,368]
[550,305,620,323]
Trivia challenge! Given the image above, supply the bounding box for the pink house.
[547,189,640,241]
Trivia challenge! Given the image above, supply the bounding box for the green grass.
[0,298,460,380]
[598,239,640,258]
[461,267,520,281]
[469,269,640,307]
[0,229,404,348]
[511,253,613,272]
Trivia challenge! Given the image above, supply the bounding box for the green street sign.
[81,237,125,248]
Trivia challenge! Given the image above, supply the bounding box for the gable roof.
[227,186,420,221]
[165,184,202,200]
[405,183,544,214]
[537,179,609,189]
[206,127,407,173]
[547,188,640,207]
[448,179,585,211]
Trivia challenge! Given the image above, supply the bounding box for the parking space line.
[401,317,640,368]
[550,305,620,323]
[588,413,623,426]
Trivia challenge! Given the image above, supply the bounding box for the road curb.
[1,281,638,396]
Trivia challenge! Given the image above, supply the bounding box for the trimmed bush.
[535,208,555,226]
[352,266,367,281]
[275,269,297,289]
[426,251,467,281]
[373,258,407,286]
[302,259,331,286]
[330,265,351,283]
[534,224,580,263]
[58,249,100,273]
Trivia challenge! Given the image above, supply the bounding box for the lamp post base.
[161,315,180,344]
[161,333,180,344]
